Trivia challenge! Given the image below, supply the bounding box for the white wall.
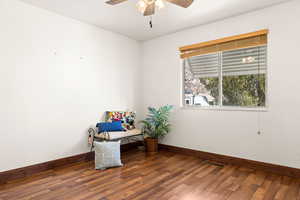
[141,0,300,168]
[0,0,140,172]
[2,0,300,173]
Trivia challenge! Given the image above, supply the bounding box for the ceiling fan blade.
[143,2,155,16]
[105,0,128,5]
[165,0,194,8]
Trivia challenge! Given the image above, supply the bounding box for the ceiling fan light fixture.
[107,0,193,20]
[155,0,165,10]
[136,0,147,13]
[137,0,165,14]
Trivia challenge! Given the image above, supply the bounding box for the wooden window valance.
[179,29,268,59]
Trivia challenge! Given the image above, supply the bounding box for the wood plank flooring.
[1,149,300,200]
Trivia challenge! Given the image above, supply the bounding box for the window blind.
[179,29,268,59]
[187,53,219,78]
[222,46,267,76]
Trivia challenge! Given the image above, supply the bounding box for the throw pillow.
[94,141,123,170]
[96,121,125,133]
[105,111,136,130]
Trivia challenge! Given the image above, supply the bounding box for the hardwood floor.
[1,149,300,200]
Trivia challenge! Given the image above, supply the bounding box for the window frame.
[181,45,269,112]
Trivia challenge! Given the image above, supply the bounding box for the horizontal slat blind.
[187,53,219,78]
[222,46,267,76]
[179,29,268,59]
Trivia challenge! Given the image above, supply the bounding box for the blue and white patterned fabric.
[94,141,123,170]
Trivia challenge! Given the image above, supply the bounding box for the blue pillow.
[96,121,125,133]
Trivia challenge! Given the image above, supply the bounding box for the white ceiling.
[20,0,290,41]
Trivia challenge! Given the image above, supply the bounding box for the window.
[184,53,220,106]
[181,30,268,109]
[222,46,266,107]
[183,45,267,108]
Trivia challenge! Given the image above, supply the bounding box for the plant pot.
[145,138,158,153]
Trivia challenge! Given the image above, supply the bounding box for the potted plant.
[140,105,173,153]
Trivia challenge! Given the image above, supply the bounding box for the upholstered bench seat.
[88,111,143,151]
[94,129,142,140]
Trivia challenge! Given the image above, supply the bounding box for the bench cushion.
[95,129,142,140]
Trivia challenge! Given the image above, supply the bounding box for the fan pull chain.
[149,16,153,28]
[257,46,262,135]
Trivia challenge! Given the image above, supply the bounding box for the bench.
[88,111,144,151]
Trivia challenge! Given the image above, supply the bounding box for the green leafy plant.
[140,105,173,139]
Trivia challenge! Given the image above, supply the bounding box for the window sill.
[181,105,268,112]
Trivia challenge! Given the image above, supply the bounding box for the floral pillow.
[105,111,136,130]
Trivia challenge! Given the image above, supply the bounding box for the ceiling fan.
[105,0,194,16]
